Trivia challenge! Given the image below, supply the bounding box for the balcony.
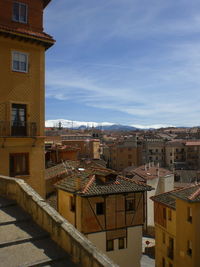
[0,121,38,137]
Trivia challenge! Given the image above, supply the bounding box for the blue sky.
[44,0,200,127]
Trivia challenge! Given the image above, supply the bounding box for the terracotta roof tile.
[56,171,152,197]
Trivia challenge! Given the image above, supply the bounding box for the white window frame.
[13,2,28,24]
[12,51,29,73]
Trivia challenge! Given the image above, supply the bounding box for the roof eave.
[43,0,51,8]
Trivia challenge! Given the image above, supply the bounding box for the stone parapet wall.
[0,175,118,267]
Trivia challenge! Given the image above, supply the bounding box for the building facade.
[56,168,151,267]
[0,0,54,197]
[152,184,200,267]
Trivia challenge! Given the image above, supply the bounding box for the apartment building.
[56,168,152,267]
[142,139,165,167]
[185,141,200,170]
[152,184,200,267]
[165,141,186,169]
[0,0,54,197]
[103,137,142,171]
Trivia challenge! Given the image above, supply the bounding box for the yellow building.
[56,168,152,267]
[152,184,200,267]
[0,0,54,197]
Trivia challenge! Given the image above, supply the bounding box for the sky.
[44,0,200,128]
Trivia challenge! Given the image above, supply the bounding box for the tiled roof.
[124,165,173,180]
[151,191,176,209]
[185,141,200,146]
[0,24,55,47]
[55,171,152,197]
[45,163,68,180]
[171,183,200,202]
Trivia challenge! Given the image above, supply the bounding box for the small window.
[96,202,104,215]
[163,207,166,220]
[126,198,135,211]
[162,232,165,244]
[70,196,75,212]
[10,153,29,177]
[13,2,28,23]
[187,240,192,256]
[12,51,28,73]
[128,154,132,159]
[162,257,165,267]
[187,207,192,223]
[168,209,172,221]
[118,238,125,249]
[106,240,114,251]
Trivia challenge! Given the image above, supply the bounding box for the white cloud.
[44,0,200,126]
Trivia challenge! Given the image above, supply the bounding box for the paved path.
[0,196,77,267]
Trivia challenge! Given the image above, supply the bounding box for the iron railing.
[0,121,38,137]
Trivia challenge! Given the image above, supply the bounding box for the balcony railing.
[0,121,38,137]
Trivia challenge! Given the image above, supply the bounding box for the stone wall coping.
[0,175,118,267]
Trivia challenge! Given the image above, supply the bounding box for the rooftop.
[124,164,173,181]
[56,170,152,197]
[151,183,200,208]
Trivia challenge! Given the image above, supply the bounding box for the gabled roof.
[151,191,177,209]
[55,170,152,197]
[151,183,200,208]
[171,183,200,202]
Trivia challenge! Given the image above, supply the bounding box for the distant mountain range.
[45,119,175,131]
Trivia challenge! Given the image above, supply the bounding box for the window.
[10,153,29,177]
[96,202,104,215]
[128,154,132,159]
[187,240,192,256]
[187,207,192,223]
[168,237,174,260]
[13,2,28,23]
[106,240,114,251]
[11,104,27,136]
[163,207,166,220]
[168,209,172,221]
[162,232,165,244]
[118,238,125,249]
[162,257,165,267]
[70,196,75,212]
[12,51,28,73]
[126,197,135,211]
